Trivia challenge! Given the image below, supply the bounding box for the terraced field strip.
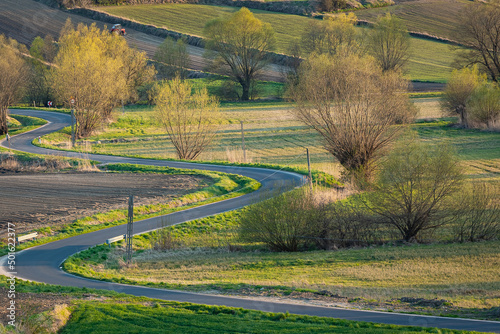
[356,0,468,41]
[100,3,460,82]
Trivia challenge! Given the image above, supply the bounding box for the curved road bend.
[1,110,499,333]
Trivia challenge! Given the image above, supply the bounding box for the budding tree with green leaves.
[0,35,28,135]
[52,20,154,138]
[441,66,487,128]
[364,135,463,242]
[204,7,275,101]
[300,13,358,56]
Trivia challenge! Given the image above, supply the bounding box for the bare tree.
[367,13,411,72]
[455,1,500,82]
[0,35,28,135]
[290,53,414,184]
[441,66,487,128]
[204,7,275,101]
[365,135,464,242]
[154,77,220,160]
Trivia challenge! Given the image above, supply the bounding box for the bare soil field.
[0,0,166,58]
[0,171,208,236]
[0,0,283,81]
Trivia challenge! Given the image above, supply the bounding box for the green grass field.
[100,4,459,82]
[39,98,500,181]
[356,0,467,41]
[61,301,484,333]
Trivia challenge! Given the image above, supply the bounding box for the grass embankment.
[0,278,481,334]
[64,209,500,320]
[39,99,500,182]
[6,114,47,135]
[0,163,259,256]
[100,3,459,82]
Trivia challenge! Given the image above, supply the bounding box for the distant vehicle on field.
[110,24,126,36]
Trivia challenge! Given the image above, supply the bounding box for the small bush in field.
[239,188,315,252]
[453,183,500,242]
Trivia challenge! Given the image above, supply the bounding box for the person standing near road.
[6,133,10,147]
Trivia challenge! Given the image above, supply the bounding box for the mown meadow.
[100,3,459,82]
[355,0,467,41]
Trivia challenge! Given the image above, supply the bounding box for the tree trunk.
[0,107,8,136]
[459,105,468,128]
[241,82,250,101]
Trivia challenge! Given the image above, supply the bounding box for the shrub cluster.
[239,188,378,252]
[239,137,500,252]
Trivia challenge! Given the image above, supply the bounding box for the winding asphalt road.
[1,110,499,333]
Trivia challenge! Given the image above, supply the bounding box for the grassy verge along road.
[64,209,500,321]
[1,279,489,334]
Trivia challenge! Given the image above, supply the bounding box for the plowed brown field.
[0,171,208,235]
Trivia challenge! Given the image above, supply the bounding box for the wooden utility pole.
[240,121,246,163]
[70,109,75,148]
[306,148,312,190]
[126,195,134,264]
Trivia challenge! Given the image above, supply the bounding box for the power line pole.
[70,98,76,148]
[306,148,313,190]
[240,121,246,163]
[126,195,134,264]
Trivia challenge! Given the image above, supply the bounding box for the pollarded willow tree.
[290,53,415,184]
[204,7,275,101]
[52,21,154,138]
[154,77,220,160]
[0,35,28,136]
